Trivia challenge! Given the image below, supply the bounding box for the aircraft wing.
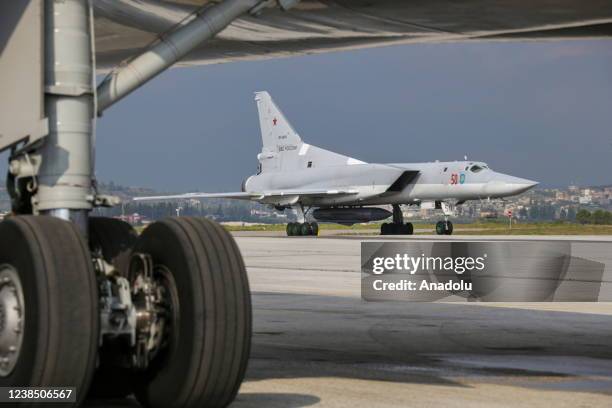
[94,0,612,70]
[262,189,358,198]
[133,189,358,202]
[134,192,256,201]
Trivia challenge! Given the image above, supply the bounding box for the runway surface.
[86,234,612,407]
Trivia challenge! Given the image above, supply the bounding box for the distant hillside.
[96,181,159,201]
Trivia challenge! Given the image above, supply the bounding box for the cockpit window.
[470,164,484,173]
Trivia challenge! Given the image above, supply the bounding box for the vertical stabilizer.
[253,91,366,173]
[255,91,302,149]
[254,91,303,172]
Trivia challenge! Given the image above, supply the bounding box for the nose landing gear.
[435,201,455,235]
[435,220,454,235]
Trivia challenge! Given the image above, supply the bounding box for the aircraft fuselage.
[244,160,537,208]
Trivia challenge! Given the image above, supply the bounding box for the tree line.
[575,209,612,225]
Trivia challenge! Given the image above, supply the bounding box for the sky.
[90,40,612,192]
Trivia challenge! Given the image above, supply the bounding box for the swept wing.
[133,188,359,202]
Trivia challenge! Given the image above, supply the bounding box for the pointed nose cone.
[485,174,538,197]
[512,178,539,194]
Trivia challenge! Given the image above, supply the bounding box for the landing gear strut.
[435,201,454,235]
[381,204,414,235]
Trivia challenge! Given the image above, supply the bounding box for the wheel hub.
[0,265,24,377]
[129,254,176,370]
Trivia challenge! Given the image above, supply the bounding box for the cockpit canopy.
[468,162,489,173]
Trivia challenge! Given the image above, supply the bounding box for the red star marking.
[272,118,278,126]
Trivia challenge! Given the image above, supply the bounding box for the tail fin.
[254,91,303,172]
[255,91,302,149]
[254,91,365,173]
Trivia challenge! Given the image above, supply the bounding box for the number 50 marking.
[450,173,466,185]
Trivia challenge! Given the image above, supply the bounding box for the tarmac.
[87,233,612,407]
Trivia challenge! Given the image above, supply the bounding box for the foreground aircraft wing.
[133,189,358,202]
[94,0,612,70]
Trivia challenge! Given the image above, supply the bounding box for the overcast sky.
[92,39,612,192]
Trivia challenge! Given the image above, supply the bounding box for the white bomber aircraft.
[135,92,538,236]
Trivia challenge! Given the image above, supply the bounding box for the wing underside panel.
[94,0,612,70]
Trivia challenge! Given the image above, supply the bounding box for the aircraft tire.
[0,216,98,405]
[380,223,390,235]
[287,222,298,236]
[132,217,251,408]
[87,217,138,399]
[290,222,300,236]
[310,222,319,236]
[300,222,312,236]
[435,221,445,235]
[391,223,413,235]
[404,222,414,235]
[445,221,454,235]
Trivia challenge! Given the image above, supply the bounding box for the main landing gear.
[380,204,414,235]
[1,0,269,405]
[0,216,252,407]
[287,222,319,236]
[287,204,318,236]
